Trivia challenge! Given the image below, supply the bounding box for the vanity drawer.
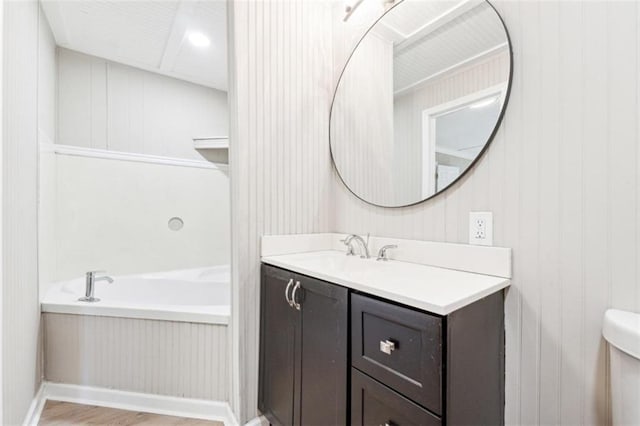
[351,293,443,414]
[351,368,441,426]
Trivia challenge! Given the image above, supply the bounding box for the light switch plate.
[469,212,493,246]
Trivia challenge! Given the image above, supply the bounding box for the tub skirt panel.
[43,313,229,401]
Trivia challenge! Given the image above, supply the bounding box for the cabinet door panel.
[352,293,443,414]
[351,369,441,426]
[298,274,348,426]
[259,265,300,426]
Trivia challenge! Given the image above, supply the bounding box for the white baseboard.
[245,415,269,426]
[23,382,238,426]
[23,383,47,426]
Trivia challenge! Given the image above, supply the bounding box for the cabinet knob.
[284,279,294,307]
[379,339,396,355]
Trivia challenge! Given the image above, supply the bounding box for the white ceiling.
[41,0,228,91]
[370,0,508,94]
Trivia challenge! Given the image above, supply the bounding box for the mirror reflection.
[330,0,512,207]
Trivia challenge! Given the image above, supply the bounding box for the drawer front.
[351,293,443,414]
[351,368,441,426]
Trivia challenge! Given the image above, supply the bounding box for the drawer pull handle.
[292,281,302,310]
[284,279,294,307]
[380,339,396,355]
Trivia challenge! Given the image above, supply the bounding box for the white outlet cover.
[469,212,493,246]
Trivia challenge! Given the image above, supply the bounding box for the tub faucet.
[78,270,113,303]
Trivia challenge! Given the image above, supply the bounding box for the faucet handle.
[340,239,356,256]
[377,244,398,261]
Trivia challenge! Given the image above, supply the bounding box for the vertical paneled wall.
[333,1,640,424]
[2,1,43,423]
[44,314,229,401]
[57,48,228,161]
[227,0,333,420]
[231,1,640,423]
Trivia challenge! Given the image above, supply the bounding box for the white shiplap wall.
[227,0,333,421]
[230,0,640,424]
[57,48,229,161]
[2,1,47,424]
[44,313,229,401]
[332,1,640,424]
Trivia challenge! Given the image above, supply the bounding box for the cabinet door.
[297,274,348,426]
[259,265,301,426]
[351,368,441,426]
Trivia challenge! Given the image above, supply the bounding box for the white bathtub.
[41,265,230,324]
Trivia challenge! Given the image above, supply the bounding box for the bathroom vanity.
[258,234,511,426]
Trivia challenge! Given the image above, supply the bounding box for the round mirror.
[330,0,512,207]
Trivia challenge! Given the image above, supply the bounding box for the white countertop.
[262,250,510,315]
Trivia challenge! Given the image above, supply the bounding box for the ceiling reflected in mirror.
[330,0,512,207]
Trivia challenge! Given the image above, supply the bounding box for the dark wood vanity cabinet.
[259,263,504,426]
[259,264,348,426]
[350,292,504,426]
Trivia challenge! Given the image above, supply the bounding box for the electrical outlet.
[469,212,493,246]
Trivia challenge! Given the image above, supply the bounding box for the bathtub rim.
[41,265,231,325]
[40,301,229,325]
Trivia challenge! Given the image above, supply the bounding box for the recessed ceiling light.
[188,32,210,48]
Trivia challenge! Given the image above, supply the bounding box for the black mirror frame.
[329,0,514,208]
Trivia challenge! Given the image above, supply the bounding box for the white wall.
[43,47,231,284]
[57,48,228,161]
[229,1,640,424]
[227,0,334,420]
[38,3,57,299]
[52,153,229,282]
[2,1,55,423]
[332,1,640,424]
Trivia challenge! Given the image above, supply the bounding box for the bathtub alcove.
[41,265,230,401]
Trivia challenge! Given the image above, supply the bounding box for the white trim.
[40,302,230,325]
[42,143,228,171]
[22,383,46,426]
[245,415,269,426]
[422,83,508,118]
[435,146,478,161]
[421,83,508,198]
[193,137,230,150]
[159,1,195,73]
[394,43,508,97]
[24,382,238,426]
[393,0,479,49]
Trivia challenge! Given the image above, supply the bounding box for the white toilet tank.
[603,309,640,425]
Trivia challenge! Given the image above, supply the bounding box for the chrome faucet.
[78,271,113,303]
[376,244,398,261]
[343,234,371,259]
